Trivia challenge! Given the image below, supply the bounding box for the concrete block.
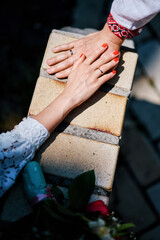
[120,125,160,186]
[131,75,160,105]
[40,30,138,95]
[29,77,127,137]
[147,182,160,216]
[109,166,156,233]
[139,226,160,240]
[35,132,119,191]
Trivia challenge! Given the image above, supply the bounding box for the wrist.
[101,22,124,48]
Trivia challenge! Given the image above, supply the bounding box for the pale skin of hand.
[46,23,124,78]
[33,44,119,133]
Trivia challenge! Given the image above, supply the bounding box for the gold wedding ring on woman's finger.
[70,49,73,56]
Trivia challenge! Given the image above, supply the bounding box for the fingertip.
[46,59,52,65]
[112,70,116,75]
[52,47,58,52]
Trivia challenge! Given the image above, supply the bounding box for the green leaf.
[116,223,135,231]
[68,170,95,212]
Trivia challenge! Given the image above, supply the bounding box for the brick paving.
[1,0,160,239]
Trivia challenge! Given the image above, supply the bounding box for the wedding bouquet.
[2,161,135,240]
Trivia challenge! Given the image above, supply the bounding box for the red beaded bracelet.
[107,12,142,39]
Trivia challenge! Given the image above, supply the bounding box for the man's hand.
[46,23,124,78]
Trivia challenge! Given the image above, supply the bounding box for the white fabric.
[111,0,160,30]
[0,117,49,197]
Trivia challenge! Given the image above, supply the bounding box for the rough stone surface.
[29,77,127,137]
[120,125,160,186]
[130,99,160,141]
[131,75,160,105]
[57,123,119,145]
[139,226,160,240]
[109,165,156,233]
[35,132,119,191]
[147,182,160,216]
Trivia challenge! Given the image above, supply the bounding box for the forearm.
[32,92,74,133]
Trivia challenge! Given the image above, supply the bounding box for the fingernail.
[80,53,83,58]
[114,57,119,62]
[102,43,108,48]
[113,50,119,55]
[112,70,116,74]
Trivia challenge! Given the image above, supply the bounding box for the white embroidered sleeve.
[111,0,160,30]
[0,117,50,197]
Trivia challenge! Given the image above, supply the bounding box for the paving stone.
[29,77,127,137]
[131,75,160,105]
[130,99,160,141]
[109,165,156,233]
[40,30,138,94]
[120,124,160,186]
[35,132,119,191]
[147,182,160,216]
[139,225,160,240]
[137,39,160,94]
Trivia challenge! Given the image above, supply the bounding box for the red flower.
[85,200,110,217]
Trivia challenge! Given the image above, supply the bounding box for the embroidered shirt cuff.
[107,12,142,39]
[13,117,50,151]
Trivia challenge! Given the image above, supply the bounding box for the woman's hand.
[33,43,119,133]
[46,23,123,79]
[61,42,119,109]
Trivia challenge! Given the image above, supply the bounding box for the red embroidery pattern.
[107,12,142,39]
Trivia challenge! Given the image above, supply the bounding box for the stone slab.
[29,77,127,137]
[109,165,156,233]
[120,124,160,186]
[56,123,119,145]
[147,182,160,216]
[40,30,138,94]
[139,225,160,240]
[130,99,160,141]
[35,132,119,191]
